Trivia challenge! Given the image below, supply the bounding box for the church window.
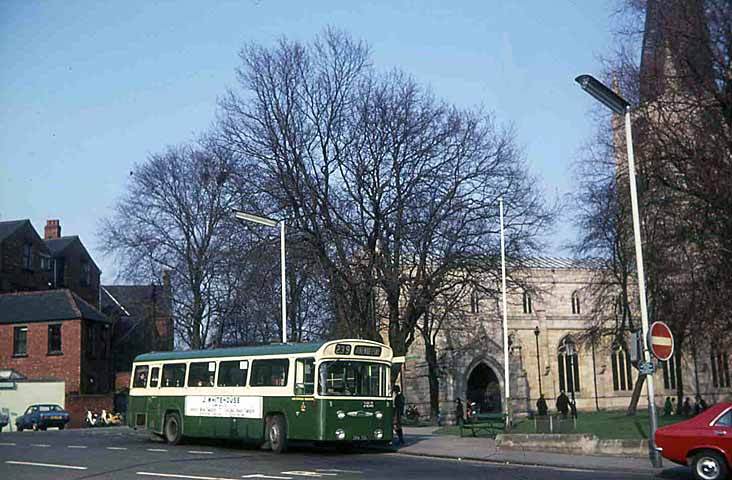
[571,291,581,314]
[557,337,580,393]
[611,342,633,391]
[522,291,533,314]
[661,354,678,390]
[711,350,730,389]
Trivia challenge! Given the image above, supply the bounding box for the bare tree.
[218,29,554,366]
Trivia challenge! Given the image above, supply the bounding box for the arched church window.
[661,354,678,390]
[711,349,730,389]
[611,342,633,391]
[470,289,480,314]
[571,291,581,314]
[522,291,533,314]
[557,336,580,393]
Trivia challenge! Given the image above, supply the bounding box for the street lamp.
[575,74,662,467]
[233,209,287,344]
[534,326,543,397]
[499,198,511,431]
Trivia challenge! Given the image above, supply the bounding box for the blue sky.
[0,0,616,282]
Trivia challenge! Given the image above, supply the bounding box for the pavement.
[0,426,695,479]
[397,426,690,477]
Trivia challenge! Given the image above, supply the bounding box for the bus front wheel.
[164,413,182,445]
[267,415,287,454]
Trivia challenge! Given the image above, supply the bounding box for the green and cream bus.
[127,339,397,452]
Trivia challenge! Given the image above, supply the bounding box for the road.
[0,427,689,479]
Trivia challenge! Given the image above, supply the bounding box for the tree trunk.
[626,373,645,415]
[675,349,685,414]
[424,341,440,423]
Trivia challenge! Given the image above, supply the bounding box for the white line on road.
[187,450,214,454]
[30,443,50,447]
[282,472,337,477]
[107,446,128,450]
[68,445,88,448]
[137,472,240,480]
[147,448,169,452]
[316,469,361,474]
[0,442,16,446]
[241,475,293,479]
[5,460,88,470]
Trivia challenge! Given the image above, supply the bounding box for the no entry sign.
[648,321,674,361]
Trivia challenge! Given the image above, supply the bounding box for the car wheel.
[691,450,728,480]
[164,413,182,445]
[16,425,23,432]
[267,415,287,454]
[58,424,65,430]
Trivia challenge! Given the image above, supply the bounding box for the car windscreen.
[318,361,388,397]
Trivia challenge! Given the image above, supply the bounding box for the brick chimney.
[44,219,61,240]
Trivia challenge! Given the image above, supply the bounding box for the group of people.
[663,395,708,417]
[534,391,577,418]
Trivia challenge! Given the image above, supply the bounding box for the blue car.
[16,404,70,431]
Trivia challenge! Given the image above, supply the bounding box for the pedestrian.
[393,385,405,445]
[671,397,677,415]
[436,408,443,427]
[664,397,672,416]
[454,398,464,426]
[682,397,692,416]
[569,399,578,419]
[536,394,548,416]
[699,397,708,411]
[556,390,570,418]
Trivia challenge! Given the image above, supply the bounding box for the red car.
[655,402,731,480]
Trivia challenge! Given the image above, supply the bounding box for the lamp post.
[575,74,662,467]
[233,209,287,344]
[534,326,543,397]
[565,341,577,417]
[499,197,511,430]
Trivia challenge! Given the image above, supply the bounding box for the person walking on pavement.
[556,391,570,418]
[536,394,548,416]
[682,397,692,416]
[455,398,464,426]
[393,385,405,445]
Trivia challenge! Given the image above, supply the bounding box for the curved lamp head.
[575,74,630,115]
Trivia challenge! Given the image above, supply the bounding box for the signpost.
[638,361,656,376]
[648,321,674,362]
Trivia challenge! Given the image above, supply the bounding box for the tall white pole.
[499,198,511,429]
[280,221,287,344]
[624,109,661,467]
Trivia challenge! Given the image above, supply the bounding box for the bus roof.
[133,342,327,363]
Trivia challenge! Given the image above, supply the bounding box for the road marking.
[187,450,214,454]
[147,448,169,452]
[5,460,88,470]
[68,445,88,448]
[137,472,240,480]
[281,472,337,477]
[316,470,361,474]
[30,443,50,447]
[242,475,293,479]
[107,446,128,450]
[0,442,16,446]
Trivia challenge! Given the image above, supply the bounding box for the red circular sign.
[648,321,674,361]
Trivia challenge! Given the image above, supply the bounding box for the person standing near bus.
[393,385,405,445]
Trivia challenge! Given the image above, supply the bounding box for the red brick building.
[0,220,53,293]
[0,289,113,427]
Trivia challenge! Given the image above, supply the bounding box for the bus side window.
[150,367,160,388]
[188,362,216,387]
[295,358,315,395]
[161,363,187,388]
[133,365,149,388]
[218,360,248,387]
[250,359,289,387]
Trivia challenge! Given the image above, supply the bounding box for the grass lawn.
[436,411,690,440]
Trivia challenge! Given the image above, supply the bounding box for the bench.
[459,413,506,437]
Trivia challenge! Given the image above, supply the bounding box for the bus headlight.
[335,429,346,440]
[336,410,346,420]
[375,411,383,420]
[374,429,384,440]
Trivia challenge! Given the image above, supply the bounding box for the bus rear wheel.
[164,413,182,445]
[267,415,287,454]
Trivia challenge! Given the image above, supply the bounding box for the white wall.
[0,381,65,432]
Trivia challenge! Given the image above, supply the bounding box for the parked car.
[0,411,8,432]
[15,404,70,431]
[655,402,731,480]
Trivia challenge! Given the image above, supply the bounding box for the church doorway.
[466,362,502,413]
